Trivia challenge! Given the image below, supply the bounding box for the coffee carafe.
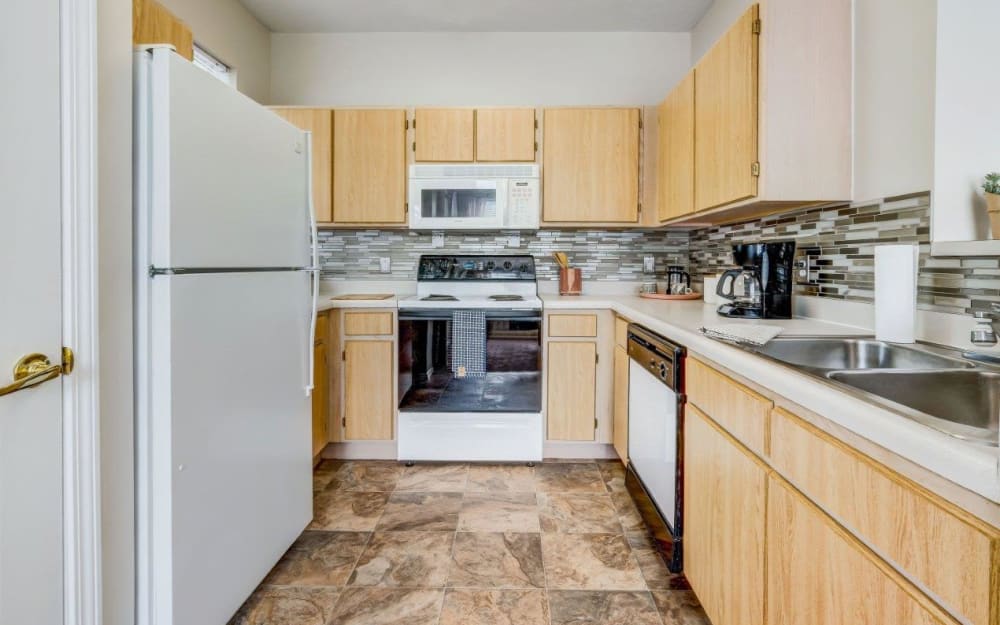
[716,241,796,319]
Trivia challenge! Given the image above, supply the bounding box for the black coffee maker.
[716,241,796,319]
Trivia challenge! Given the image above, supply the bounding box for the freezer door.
[137,271,312,625]
[143,49,311,269]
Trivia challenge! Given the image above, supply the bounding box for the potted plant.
[985,172,1000,238]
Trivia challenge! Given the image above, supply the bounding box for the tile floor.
[229,460,710,625]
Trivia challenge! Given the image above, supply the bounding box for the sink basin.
[753,337,973,371]
[827,370,1000,446]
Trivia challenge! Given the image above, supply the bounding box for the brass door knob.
[0,350,71,397]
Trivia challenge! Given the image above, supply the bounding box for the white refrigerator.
[133,47,318,625]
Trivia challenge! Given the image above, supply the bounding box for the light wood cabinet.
[547,314,598,338]
[271,108,333,223]
[133,0,193,61]
[686,357,772,456]
[770,407,999,625]
[656,72,695,221]
[343,311,394,336]
[311,336,329,458]
[694,4,759,212]
[767,474,961,625]
[546,341,597,440]
[684,405,766,625]
[332,109,407,225]
[612,345,629,461]
[542,108,640,224]
[476,108,536,162]
[343,339,394,440]
[414,108,475,162]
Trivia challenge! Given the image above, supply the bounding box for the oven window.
[398,313,541,413]
[420,189,497,219]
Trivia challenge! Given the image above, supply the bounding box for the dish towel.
[700,324,784,346]
[451,310,487,378]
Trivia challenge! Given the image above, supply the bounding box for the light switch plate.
[432,232,445,248]
[379,257,391,273]
[508,233,521,248]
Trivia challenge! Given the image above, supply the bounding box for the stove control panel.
[417,255,537,281]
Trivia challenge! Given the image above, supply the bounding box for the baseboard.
[543,441,618,459]
[321,441,398,460]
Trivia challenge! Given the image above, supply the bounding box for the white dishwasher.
[625,324,685,573]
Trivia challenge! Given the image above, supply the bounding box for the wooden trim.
[132,0,193,60]
[614,316,629,348]
[343,311,394,336]
[547,314,598,338]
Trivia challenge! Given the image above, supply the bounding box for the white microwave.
[408,163,540,230]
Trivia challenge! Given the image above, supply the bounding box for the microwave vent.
[410,164,539,179]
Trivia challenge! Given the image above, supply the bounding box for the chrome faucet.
[970,304,1000,346]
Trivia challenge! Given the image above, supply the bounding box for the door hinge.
[594,418,599,430]
[752,18,761,35]
[751,161,761,177]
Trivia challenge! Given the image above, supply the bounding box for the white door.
[0,0,65,624]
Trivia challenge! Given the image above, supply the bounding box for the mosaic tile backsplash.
[317,229,690,283]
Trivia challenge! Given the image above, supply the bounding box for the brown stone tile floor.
[230,459,710,625]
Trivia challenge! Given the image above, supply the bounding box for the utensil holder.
[559,268,582,295]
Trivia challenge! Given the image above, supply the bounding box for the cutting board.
[329,294,394,301]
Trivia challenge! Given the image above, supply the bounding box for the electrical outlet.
[379,257,391,273]
[508,233,521,248]
[643,256,655,273]
[432,232,445,248]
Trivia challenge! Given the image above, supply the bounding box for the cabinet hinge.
[638,116,644,130]
[752,18,761,35]
[412,141,416,152]
[638,202,642,214]
[341,350,346,361]
[405,119,410,130]
[595,353,599,364]
[342,417,346,427]
[751,161,761,177]
[534,141,538,153]
[534,119,539,130]
[404,202,409,215]
[594,418,598,430]
[412,119,416,129]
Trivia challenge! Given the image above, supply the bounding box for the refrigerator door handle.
[305,131,319,397]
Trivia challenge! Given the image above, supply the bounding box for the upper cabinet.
[332,109,408,225]
[476,108,537,162]
[660,0,851,226]
[694,5,758,212]
[271,108,333,224]
[656,71,695,222]
[414,108,475,162]
[542,107,640,224]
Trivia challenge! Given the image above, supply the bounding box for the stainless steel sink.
[753,337,973,371]
[827,370,1000,446]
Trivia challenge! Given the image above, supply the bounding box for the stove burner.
[489,294,524,301]
[420,294,459,302]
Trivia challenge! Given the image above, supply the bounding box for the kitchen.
[2,1,1000,625]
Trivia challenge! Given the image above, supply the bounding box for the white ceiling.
[239,0,714,33]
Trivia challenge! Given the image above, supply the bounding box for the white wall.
[159,0,272,103]
[269,32,691,106]
[932,0,1000,242]
[690,0,751,62]
[853,0,935,203]
[97,1,133,624]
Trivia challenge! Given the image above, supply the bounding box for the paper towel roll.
[703,275,720,305]
[874,244,918,343]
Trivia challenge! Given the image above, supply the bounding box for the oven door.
[408,178,507,230]
[397,308,542,413]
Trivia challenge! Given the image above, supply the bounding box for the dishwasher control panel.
[627,324,684,390]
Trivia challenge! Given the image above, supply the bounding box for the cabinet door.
[768,475,959,625]
[271,108,333,223]
[657,72,695,221]
[542,108,640,223]
[333,109,407,224]
[414,108,474,162]
[311,340,328,457]
[612,345,629,461]
[546,341,597,440]
[694,4,759,211]
[476,108,536,162]
[344,340,394,440]
[684,406,766,625]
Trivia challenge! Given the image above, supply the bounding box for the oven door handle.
[399,309,542,322]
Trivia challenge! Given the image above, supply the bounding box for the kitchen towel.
[451,309,487,378]
[874,244,918,344]
[700,324,784,346]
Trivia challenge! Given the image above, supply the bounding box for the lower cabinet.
[612,344,629,460]
[546,341,597,440]
[343,340,394,440]
[684,405,766,625]
[767,474,959,625]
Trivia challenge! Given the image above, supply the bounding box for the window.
[192,44,236,87]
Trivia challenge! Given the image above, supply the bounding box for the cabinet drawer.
[548,314,598,337]
[614,316,629,348]
[343,311,394,336]
[770,407,999,625]
[686,358,771,456]
[314,311,329,344]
